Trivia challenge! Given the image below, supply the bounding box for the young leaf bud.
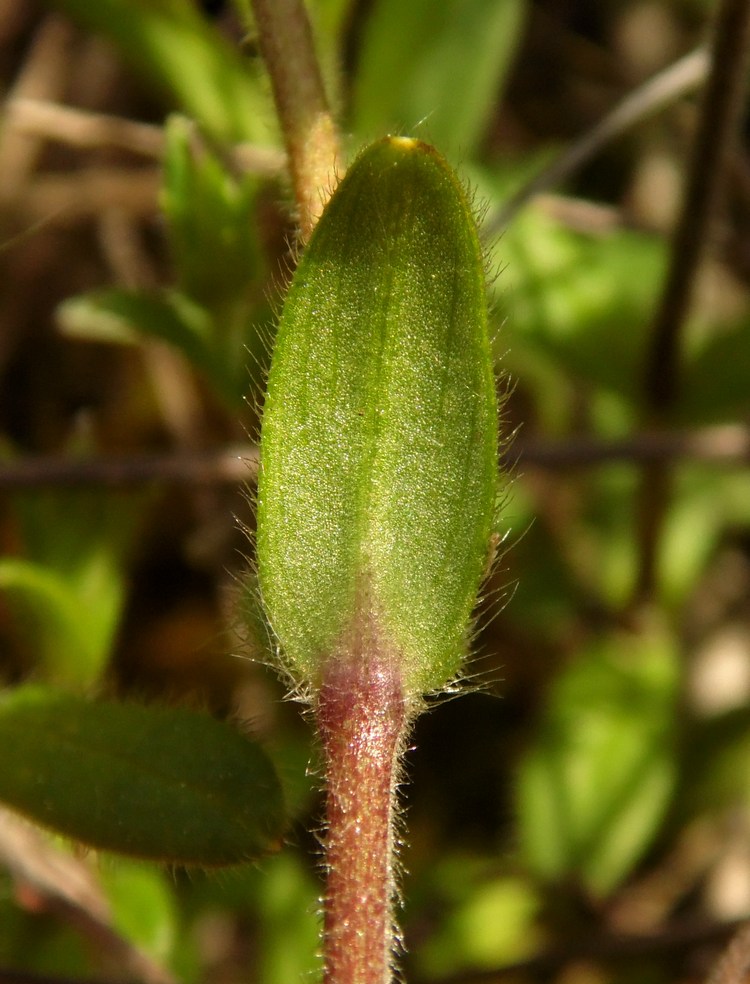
[257,137,498,699]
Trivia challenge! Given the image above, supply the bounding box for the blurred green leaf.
[415,859,540,978]
[47,0,275,143]
[679,706,750,822]
[161,115,270,402]
[352,0,526,158]
[255,852,322,984]
[677,317,750,424]
[500,484,581,639]
[652,467,750,609]
[59,287,227,392]
[2,486,144,688]
[0,879,91,980]
[656,469,727,608]
[59,287,250,408]
[59,117,272,409]
[100,863,177,963]
[0,559,112,688]
[517,627,678,896]
[14,484,141,590]
[493,202,665,403]
[577,465,641,609]
[177,851,321,984]
[162,116,262,309]
[0,686,286,865]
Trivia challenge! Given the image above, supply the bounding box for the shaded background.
[3,1,750,982]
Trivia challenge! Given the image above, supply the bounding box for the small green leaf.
[100,863,177,963]
[257,137,499,696]
[516,628,678,896]
[59,288,213,367]
[2,485,145,688]
[162,115,262,310]
[492,200,665,401]
[58,288,244,406]
[59,119,271,409]
[0,560,107,688]
[679,706,750,819]
[0,687,285,865]
[352,0,527,158]
[417,863,539,977]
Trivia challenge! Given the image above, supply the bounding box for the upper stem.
[248,0,340,241]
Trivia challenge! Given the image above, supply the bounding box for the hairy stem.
[248,0,340,241]
[316,650,410,984]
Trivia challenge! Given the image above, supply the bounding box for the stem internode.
[317,651,409,984]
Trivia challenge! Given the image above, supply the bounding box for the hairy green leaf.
[0,687,285,865]
[257,137,498,696]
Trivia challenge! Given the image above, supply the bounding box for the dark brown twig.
[0,973,121,984]
[645,3,750,413]
[0,448,258,489]
[645,0,750,413]
[1,427,750,489]
[634,0,750,603]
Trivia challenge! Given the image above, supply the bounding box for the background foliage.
[1,1,750,982]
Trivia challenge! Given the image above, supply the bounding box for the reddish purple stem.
[316,651,410,984]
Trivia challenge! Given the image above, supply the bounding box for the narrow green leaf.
[58,288,242,406]
[0,687,285,865]
[257,137,499,696]
[59,288,212,364]
[352,0,527,158]
[162,116,262,310]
